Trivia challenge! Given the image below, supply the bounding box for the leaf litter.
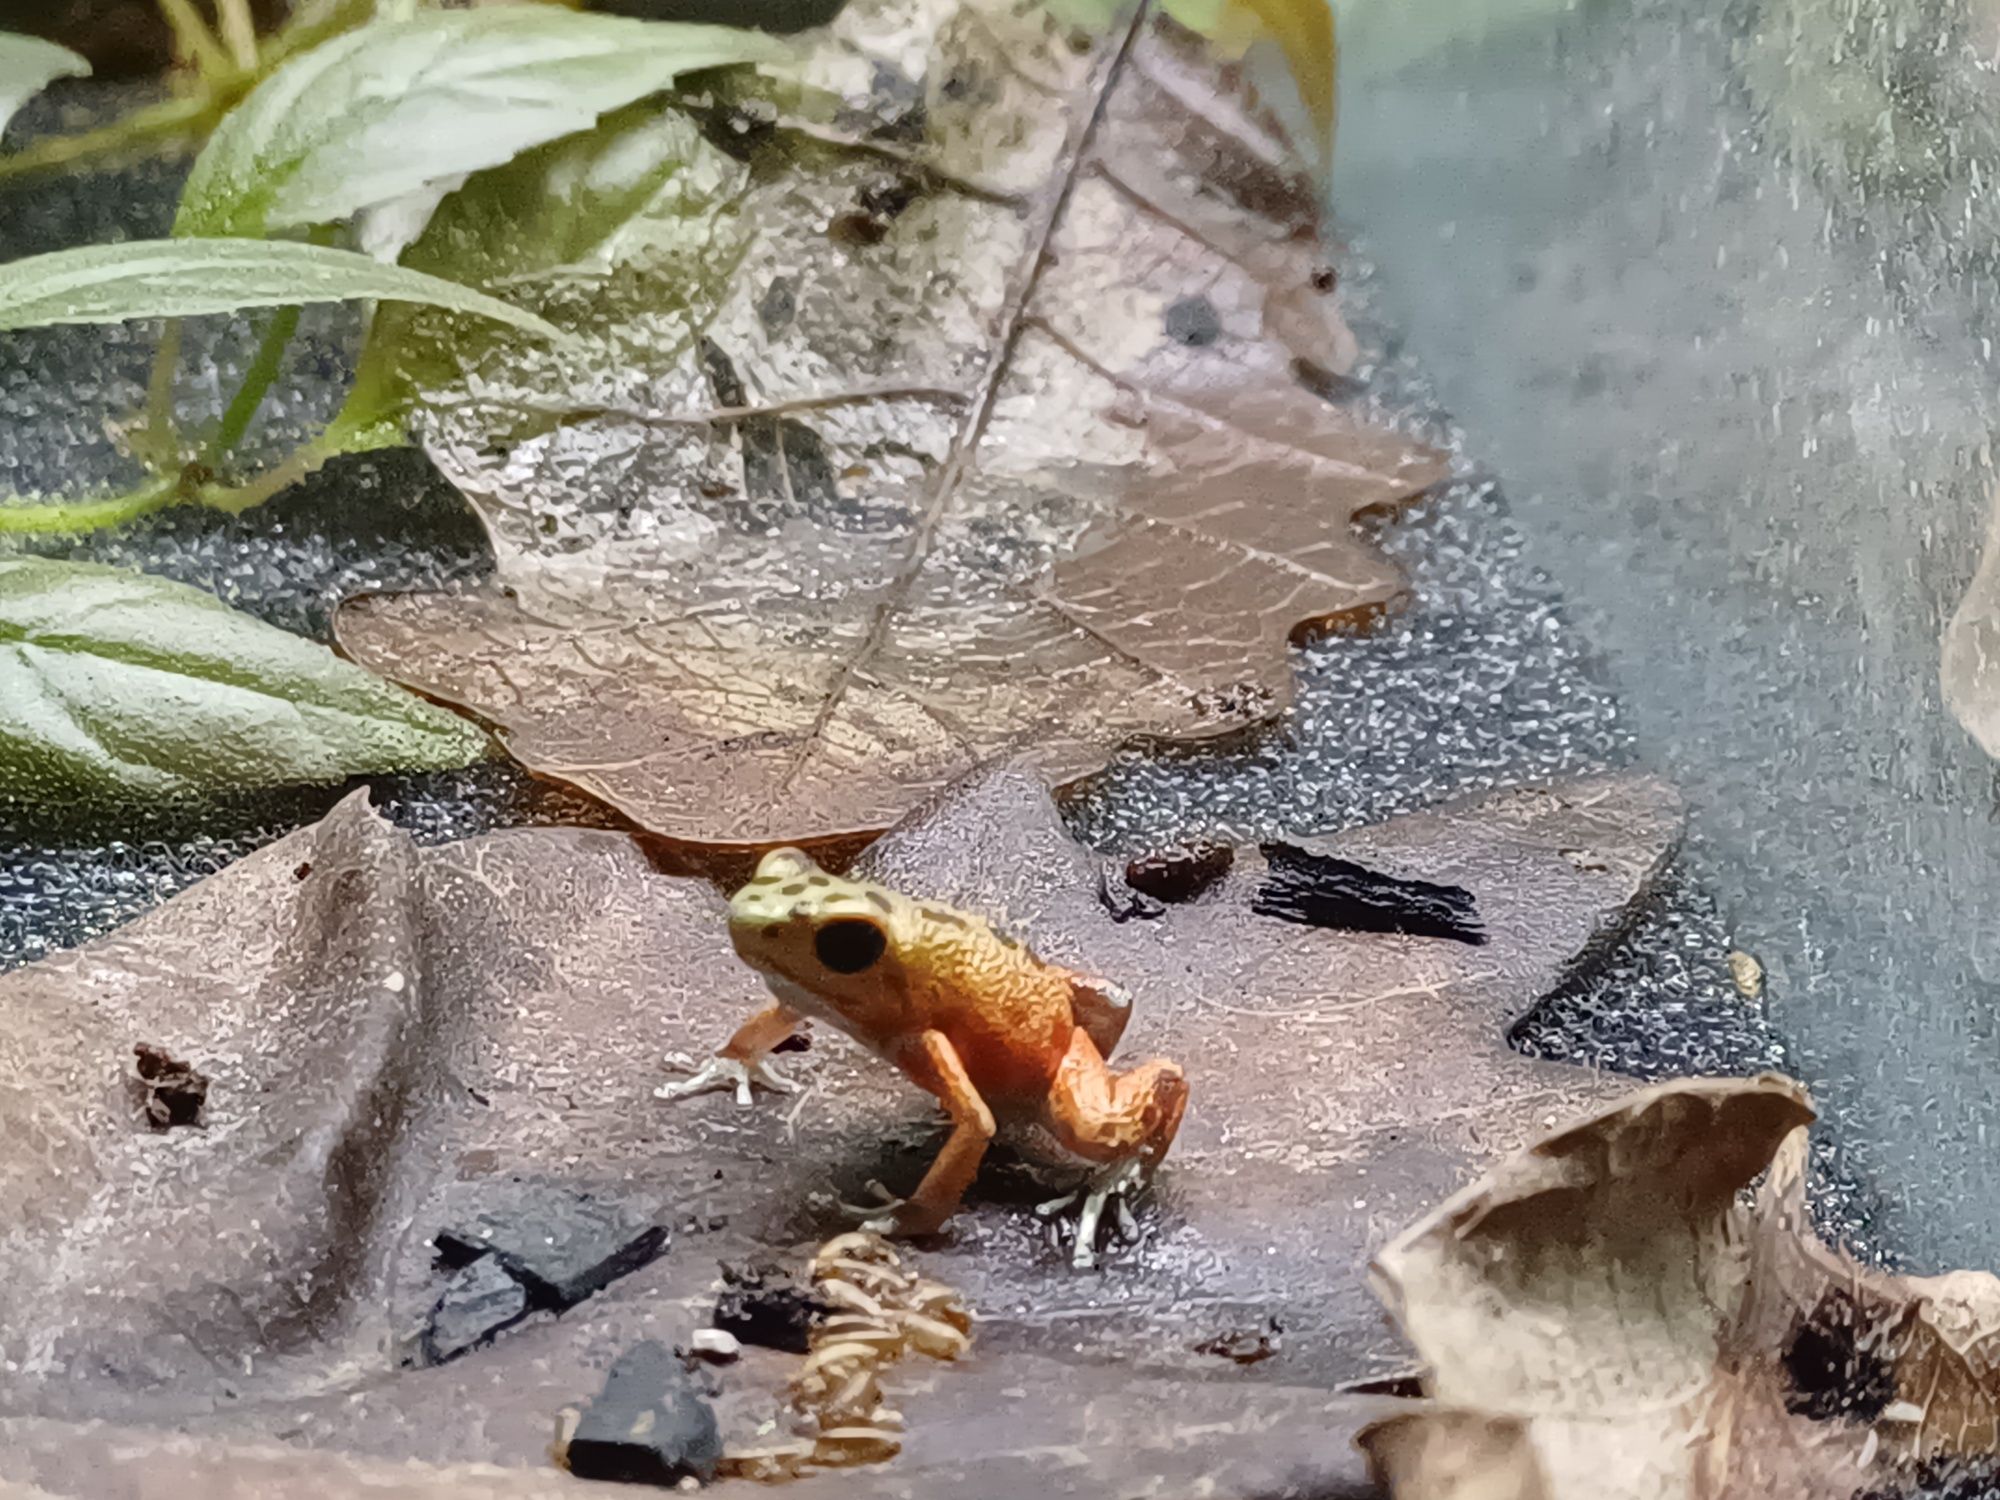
[1360,1074,2000,1500]
[333,0,1445,850]
[0,760,1674,1497]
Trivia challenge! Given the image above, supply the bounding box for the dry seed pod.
[906,1279,972,1333]
[813,1427,902,1466]
[719,1441,816,1482]
[789,1355,876,1409]
[899,1310,970,1361]
[788,1369,833,1406]
[814,1232,900,1269]
[816,1313,905,1352]
[814,1255,913,1296]
[795,1339,882,1381]
[818,1367,883,1425]
[815,1279,888,1317]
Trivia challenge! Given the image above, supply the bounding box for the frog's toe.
[654,1054,798,1107]
[838,1179,905,1224]
[860,1200,946,1239]
[1054,1158,1153,1270]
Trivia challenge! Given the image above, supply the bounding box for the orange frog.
[658,849,1188,1267]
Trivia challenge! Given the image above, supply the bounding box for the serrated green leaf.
[175,8,788,239]
[0,236,561,335]
[0,33,89,141]
[0,558,492,801]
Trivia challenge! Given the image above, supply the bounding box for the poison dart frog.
[658,849,1188,1267]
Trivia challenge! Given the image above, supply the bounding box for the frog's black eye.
[814,919,886,974]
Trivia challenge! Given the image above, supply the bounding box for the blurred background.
[1338,0,2000,1268]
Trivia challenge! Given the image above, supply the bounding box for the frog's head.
[728,849,915,1021]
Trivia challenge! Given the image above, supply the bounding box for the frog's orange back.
[901,909,1080,1103]
[726,849,1123,1105]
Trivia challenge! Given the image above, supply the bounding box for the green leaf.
[0,236,562,336]
[0,33,89,141]
[400,98,734,288]
[0,558,492,800]
[175,7,788,238]
[329,97,744,455]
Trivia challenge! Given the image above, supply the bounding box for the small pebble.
[689,1328,741,1362]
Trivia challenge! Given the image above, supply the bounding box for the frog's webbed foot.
[832,1179,908,1229]
[1035,1157,1153,1269]
[815,1180,951,1239]
[654,1052,801,1107]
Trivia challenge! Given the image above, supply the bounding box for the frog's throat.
[763,974,874,1049]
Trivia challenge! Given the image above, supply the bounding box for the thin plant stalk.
[155,0,238,80]
[0,93,224,184]
[0,477,182,535]
[0,0,373,186]
[213,0,263,72]
[197,432,343,514]
[206,303,303,463]
[136,319,186,471]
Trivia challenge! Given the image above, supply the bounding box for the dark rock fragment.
[712,1263,829,1354]
[420,1256,530,1367]
[131,1043,207,1129]
[1124,844,1235,906]
[564,1340,722,1486]
[1194,1317,1282,1367]
[434,1191,667,1311]
[1163,294,1223,347]
[1252,844,1486,945]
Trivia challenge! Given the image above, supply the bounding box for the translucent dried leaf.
[335,0,1443,849]
[1941,482,2000,759]
[1361,1075,2000,1500]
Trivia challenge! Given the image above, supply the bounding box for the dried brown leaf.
[333,0,1444,849]
[1942,482,2000,760]
[0,763,1666,1498]
[1359,1075,2000,1500]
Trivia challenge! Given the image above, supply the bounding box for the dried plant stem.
[156,0,237,79]
[212,0,263,72]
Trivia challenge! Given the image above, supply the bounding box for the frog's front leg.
[860,1030,995,1239]
[1038,1028,1188,1268]
[656,1003,805,1106]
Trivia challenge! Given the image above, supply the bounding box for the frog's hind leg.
[1037,1029,1188,1267]
[859,1030,996,1238]
[656,1003,805,1106]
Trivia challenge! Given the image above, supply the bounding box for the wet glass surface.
[1338,0,2000,1268]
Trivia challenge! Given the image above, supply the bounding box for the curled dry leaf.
[334,0,1444,849]
[1941,482,2000,760]
[0,762,1668,1499]
[1359,1074,2000,1500]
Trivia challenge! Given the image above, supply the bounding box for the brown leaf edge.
[1357,1074,2000,1500]
[332,2,1449,855]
